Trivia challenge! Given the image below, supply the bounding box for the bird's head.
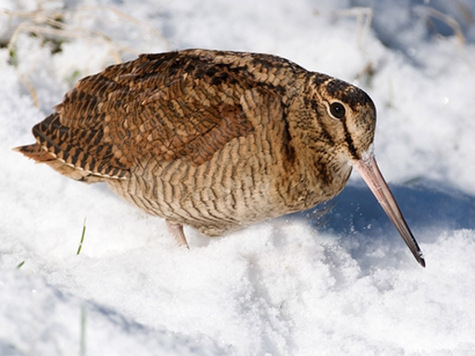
[310,73,376,163]
[309,73,425,267]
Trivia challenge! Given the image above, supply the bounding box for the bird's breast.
[106,128,303,234]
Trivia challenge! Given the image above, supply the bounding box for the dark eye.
[329,102,346,119]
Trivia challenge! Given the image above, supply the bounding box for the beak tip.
[418,255,426,268]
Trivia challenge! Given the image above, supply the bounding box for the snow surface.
[1,0,475,355]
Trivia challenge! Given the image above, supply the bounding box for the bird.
[15,49,425,267]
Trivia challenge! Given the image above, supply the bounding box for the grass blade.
[77,218,87,255]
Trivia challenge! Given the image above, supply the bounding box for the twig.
[425,7,465,45]
[336,7,373,52]
[19,73,39,108]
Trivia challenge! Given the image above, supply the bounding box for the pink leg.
[166,220,189,248]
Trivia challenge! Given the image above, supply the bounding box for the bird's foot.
[166,220,189,248]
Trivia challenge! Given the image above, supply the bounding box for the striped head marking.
[311,73,376,163]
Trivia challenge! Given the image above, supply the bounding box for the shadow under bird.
[15,49,425,267]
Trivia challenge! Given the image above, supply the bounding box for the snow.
[1,0,475,355]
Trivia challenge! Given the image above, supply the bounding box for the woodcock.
[15,49,425,267]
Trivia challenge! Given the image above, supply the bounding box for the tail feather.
[13,143,56,163]
[15,112,128,182]
[14,143,102,182]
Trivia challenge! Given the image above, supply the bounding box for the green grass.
[76,217,87,255]
[8,48,18,67]
[79,304,87,356]
[66,69,82,87]
[77,219,88,355]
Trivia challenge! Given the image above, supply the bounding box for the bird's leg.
[166,220,189,248]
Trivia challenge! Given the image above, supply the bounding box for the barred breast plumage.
[15,49,425,267]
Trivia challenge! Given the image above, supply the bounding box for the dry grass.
[1,1,168,107]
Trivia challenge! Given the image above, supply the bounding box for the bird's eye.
[329,102,346,119]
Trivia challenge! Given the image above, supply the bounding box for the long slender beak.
[354,155,425,267]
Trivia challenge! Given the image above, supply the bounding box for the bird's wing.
[27,50,294,179]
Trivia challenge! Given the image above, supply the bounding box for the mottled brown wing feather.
[18,50,303,180]
[31,50,278,180]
